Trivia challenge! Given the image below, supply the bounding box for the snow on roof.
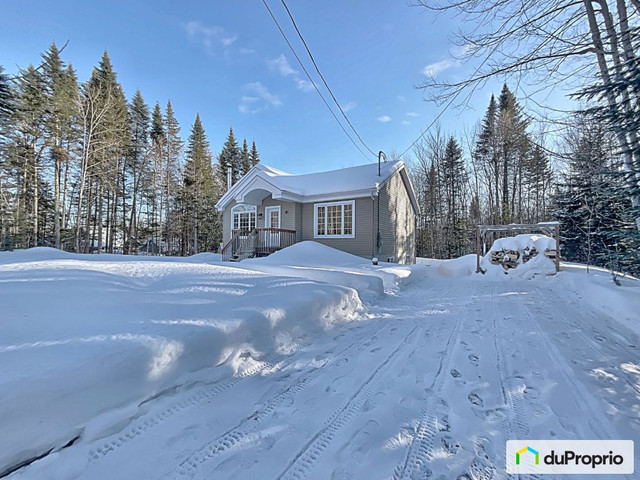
[255,159,403,196]
[217,159,412,210]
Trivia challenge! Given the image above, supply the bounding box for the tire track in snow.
[391,312,464,480]
[275,325,421,480]
[160,321,412,480]
[88,339,313,462]
[519,294,620,440]
[489,287,543,480]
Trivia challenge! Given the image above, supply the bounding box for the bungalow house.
[215,159,420,264]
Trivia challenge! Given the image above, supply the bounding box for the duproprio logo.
[506,440,634,474]
[516,446,539,465]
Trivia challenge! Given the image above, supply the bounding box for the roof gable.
[216,159,419,214]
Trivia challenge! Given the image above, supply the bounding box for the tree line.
[409,84,639,276]
[0,44,260,255]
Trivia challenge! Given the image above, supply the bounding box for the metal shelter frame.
[476,222,560,274]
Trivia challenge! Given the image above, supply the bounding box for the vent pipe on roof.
[378,151,387,177]
[227,165,232,190]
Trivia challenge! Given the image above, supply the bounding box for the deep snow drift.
[1,239,639,479]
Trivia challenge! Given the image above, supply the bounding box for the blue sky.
[2,1,536,173]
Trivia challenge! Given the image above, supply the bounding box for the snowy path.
[10,273,640,480]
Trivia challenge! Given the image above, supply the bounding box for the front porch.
[221,228,297,262]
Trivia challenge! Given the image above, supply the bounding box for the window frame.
[231,204,257,232]
[313,200,355,239]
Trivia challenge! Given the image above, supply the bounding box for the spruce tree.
[440,136,468,258]
[241,138,251,176]
[250,140,260,167]
[218,127,241,187]
[163,101,183,254]
[183,114,217,254]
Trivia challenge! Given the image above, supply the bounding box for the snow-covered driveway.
[3,246,639,479]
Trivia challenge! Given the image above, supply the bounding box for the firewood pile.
[490,246,557,271]
[490,249,520,270]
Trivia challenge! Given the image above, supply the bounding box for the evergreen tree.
[11,64,48,247]
[474,94,499,223]
[150,102,164,145]
[183,114,218,254]
[218,127,241,187]
[127,89,150,253]
[241,138,251,176]
[41,43,79,249]
[554,115,639,276]
[440,136,468,258]
[250,140,260,167]
[163,101,183,253]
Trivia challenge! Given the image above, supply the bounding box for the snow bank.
[0,250,360,474]
[480,234,556,279]
[241,241,420,297]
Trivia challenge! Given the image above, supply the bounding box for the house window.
[314,201,355,238]
[231,204,256,231]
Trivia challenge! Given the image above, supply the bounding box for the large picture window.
[314,201,355,238]
[231,204,256,231]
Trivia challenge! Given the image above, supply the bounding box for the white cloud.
[422,59,456,78]
[268,54,297,77]
[406,112,419,117]
[268,54,315,93]
[342,101,356,112]
[239,82,282,114]
[184,21,237,52]
[296,79,315,92]
[377,115,392,123]
[239,47,256,55]
[402,120,411,125]
[397,95,407,103]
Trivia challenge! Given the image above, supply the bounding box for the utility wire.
[262,0,374,163]
[279,0,377,158]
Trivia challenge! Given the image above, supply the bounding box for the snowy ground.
[1,242,638,479]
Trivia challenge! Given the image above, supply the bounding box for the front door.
[264,206,281,248]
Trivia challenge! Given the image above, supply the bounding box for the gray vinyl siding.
[376,171,416,264]
[222,197,301,245]
[300,197,375,259]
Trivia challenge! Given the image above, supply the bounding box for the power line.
[262,0,374,163]
[279,0,377,158]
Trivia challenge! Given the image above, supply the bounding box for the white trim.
[231,204,256,232]
[313,200,355,239]
[265,206,281,228]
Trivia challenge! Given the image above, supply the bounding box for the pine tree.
[250,140,260,167]
[41,43,79,249]
[241,138,251,176]
[474,94,499,223]
[218,127,241,187]
[11,64,48,247]
[150,102,164,145]
[163,100,183,253]
[127,89,150,253]
[496,84,529,223]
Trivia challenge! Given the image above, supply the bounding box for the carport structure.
[476,222,560,274]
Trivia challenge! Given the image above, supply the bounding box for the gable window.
[314,201,355,238]
[231,204,256,232]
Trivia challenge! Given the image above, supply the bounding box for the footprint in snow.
[450,369,462,378]
[468,392,484,407]
[468,354,479,366]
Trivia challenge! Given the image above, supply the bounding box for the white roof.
[216,159,419,213]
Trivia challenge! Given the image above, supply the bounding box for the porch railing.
[221,228,297,262]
